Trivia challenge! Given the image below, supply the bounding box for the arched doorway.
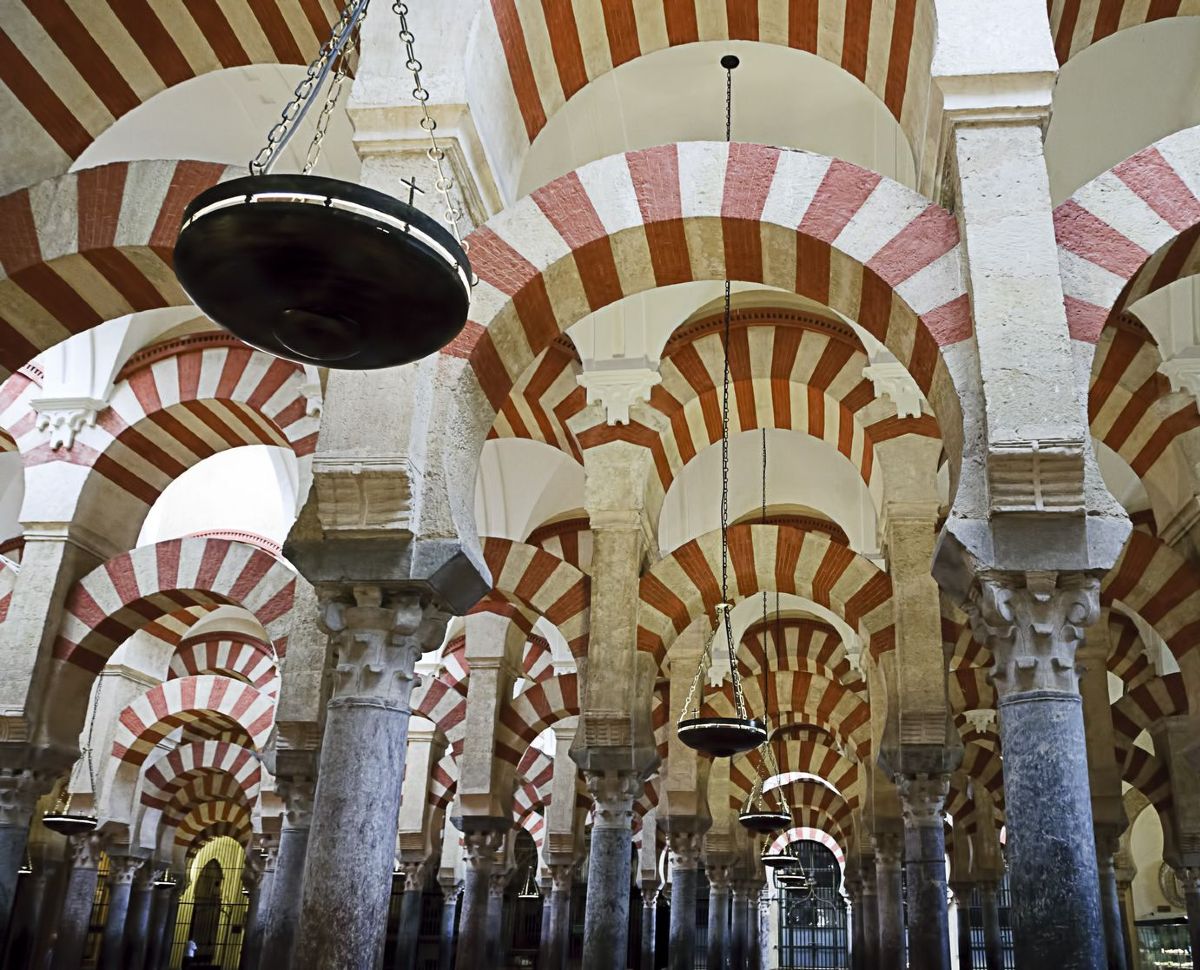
[777,840,849,970]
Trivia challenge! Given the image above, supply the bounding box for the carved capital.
[862,359,924,418]
[896,772,951,828]
[400,860,427,893]
[68,833,105,870]
[461,830,504,869]
[0,768,50,827]
[322,588,448,708]
[667,831,704,871]
[965,571,1099,698]
[874,832,903,869]
[963,708,998,734]
[584,770,640,830]
[1175,866,1200,896]
[577,364,662,426]
[549,863,574,895]
[278,777,317,831]
[706,864,731,892]
[487,870,510,898]
[107,854,144,887]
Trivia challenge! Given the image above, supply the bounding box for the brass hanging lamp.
[43,674,105,837]
[174,1,472,369]
[739,431,792,833]
[675,54,767,761]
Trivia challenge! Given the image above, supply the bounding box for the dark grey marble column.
[485,870,509,965]
[639,885,657,970]
[1095,829,1128,970]
[949,883,974,970]
[261,778,313,969]
[438,882,459,970]
[859,866,879,969]
[51,833,104,970]
[293,591,446,970]
[243,844,276,970]
[706,865,730,970]
[541,864,573,970]
[666,832,702,970]
[580,769,639,970]
[122,865,154,970]
[1179,868,1200,970]
[143,878,170,970]
[978,879,1003,970]
[0,769,46,951]
[99,853,143,970]
[875,833,905,970]
[845,879,865,970]
[455,830,501,970]
[897,773,952,970]
[757,886,771,970]
[966,573,1105,969]
[396,862,428,970]
[729,881,753,970]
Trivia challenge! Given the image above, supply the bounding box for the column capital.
[461,830,504,869]
[399,860,428,893]
[487,869,510,899]
[964,571,1099,698]
[705,864,732,892]
[322,588,448,709]
[583,769,640,830]
[1174,866,1200,894]
[875,832,904,869]
[0,766,53,827]
[667,830,704,871]
[549,863,574,894]
[278,776,317,831]
[896,772,951,828]
[68,832,105,870]
[107,853,145,886]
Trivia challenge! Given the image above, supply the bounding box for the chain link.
[249,0,369,176]
[393,1,470,255]
[304,27,360,174]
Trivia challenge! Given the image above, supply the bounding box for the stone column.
[11,851,59,970]
[964,573,1105,968]
[438,881,458,970]
[455,829,501,970]
[580,769,639,970]
[294,589,447,970]
[99,853,143,970]
[897,773,952,970]
[729,881,753,970]
[122,865,154,970]
[395,860,428,970]
[859,864,879,968]
[667,831,703,970]
[541,863,573,970]
[0,769,47,949]
[1096,827,1129,970]
[757,886,771,970]
[1115,853,1139,970]
[51,832,104,970]
[950,883,975,970]
[978,879,1004,970]
[875,833,905,970]
[640,884,657,970]
[706,864,730,970]
[485,869,509,964]
[845,878,865,970]
[241,846,274,970]
[1178,867,1200,970]
[261,778,314,968]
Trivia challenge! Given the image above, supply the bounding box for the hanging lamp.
[676,55,767,761]
[739,431,793,833]
[760,845,799,870]
[174,1,472,369]
[43,674,105,837]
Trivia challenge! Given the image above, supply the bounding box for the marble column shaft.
[543,865,573,970]
[846,881,865,970]
[485,870,508,965]
[581,770,639,970]
[294,590,445,970]
[950,884,975,970]
[1096,830,1128,970]
[10,858,58,970]
[967,573,1105,968]
[122,868,154,970]
[0,770,46,950]
[99,854,143,970]
[898,773,952,970]
[454,830,501,970]
[875,834,905,970]
[438,885,458,970]
[706,867,730,970]
[667,833,702,970]
[51,834,104,970]
[979,880,1004,970]
[261,779,314,969]
[859,866,879,968]
[640,889,657,970]
[729,883,752,970]
[395,862,427,970]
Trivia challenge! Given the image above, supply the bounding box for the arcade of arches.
[2,2,1200,970]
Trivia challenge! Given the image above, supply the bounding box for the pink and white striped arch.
[141,740,262,813]
[767,826,848,873]
[168,633,279,693]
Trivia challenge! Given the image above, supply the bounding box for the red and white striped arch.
[471,0,936,187]
[637,523,894,665]
[0,366,40,453]
[483,537,590,656]
[140,740,262,813]
[1101,530,1200,665]
[1107,610,1155,688]
[0,2,338,189]
[442,143,973,512]
[489,341,585,460]
[17,338,320,524]
[525,515,593,574]
[959,739,1005,808]
[112,675,275,766]
[172,798,253,852]
[1056,125,1200,346]
[0,159,236,377]
[160,772,255,831]
[739,616,866,694]
[767,824,851,868]
[168,633,279,692]
[948,666,996,715]
[730,739,861,802]
[496,674,580,766]
[1111,672,1190,760]
[1049,0,1200,63]
[53,537,297,675]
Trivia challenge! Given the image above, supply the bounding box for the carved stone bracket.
[32,398,104,450]
[896,772,951,828]
[964,571,1100,698]
[862,359,925,418]
[577,364,662,426]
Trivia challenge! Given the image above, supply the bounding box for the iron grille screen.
[777,840,849,970]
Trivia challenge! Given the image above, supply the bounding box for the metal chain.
[393,1,470,254]
[82,670,103,795]
[303,27,360,174]
[249,0,369,176]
